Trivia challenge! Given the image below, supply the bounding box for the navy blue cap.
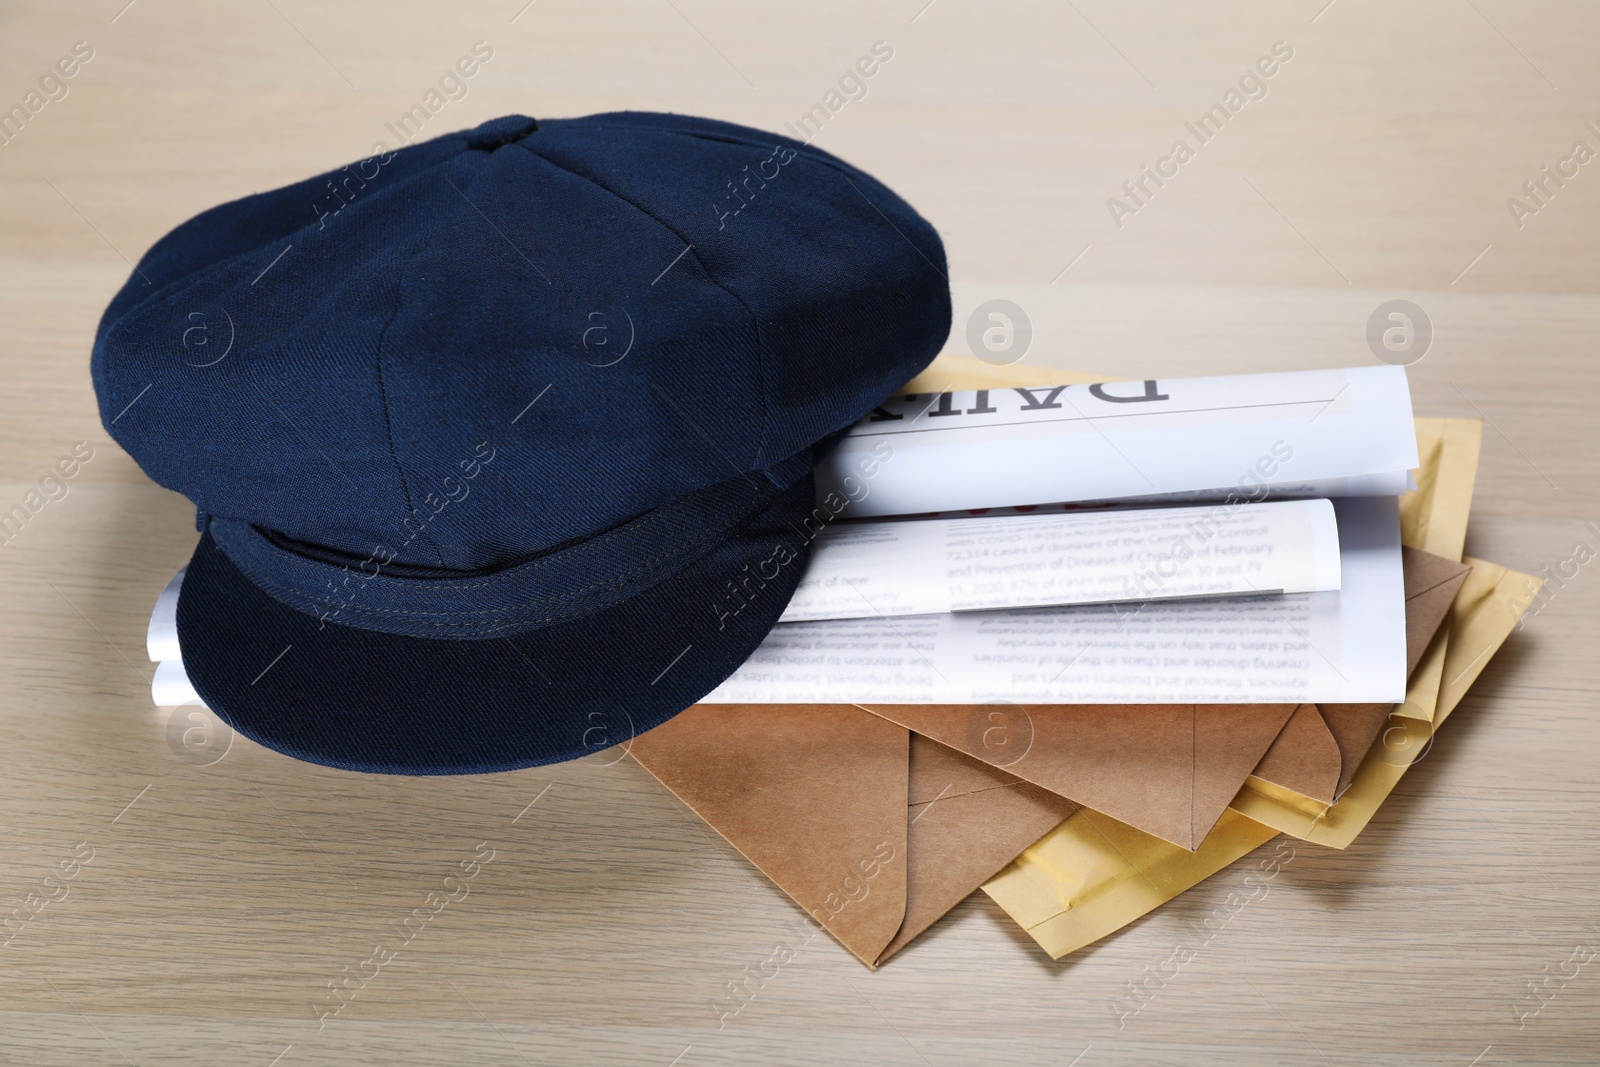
[91,112,950,773]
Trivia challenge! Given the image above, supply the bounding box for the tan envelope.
[1398,546,1475,672]
[628,703,1078,968]
[889,734,1081,962]
[1246,703,1346,808]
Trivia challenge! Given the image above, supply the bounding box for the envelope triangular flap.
[906,727,1033,804]
[1249,703,1342,805]
[878,735,1080,964]
[1191,704,1305,845]
[1317,702,1396,798]
[1400,546,1472,675]
[628,703,910,967]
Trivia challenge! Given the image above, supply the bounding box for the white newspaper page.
[704,495,1405,705]
[779,498,1341,623]
[152,658,200,707]
[817,365,1417,517]
[147,568,184,662]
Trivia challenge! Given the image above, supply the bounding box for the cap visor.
[176,475,815,773]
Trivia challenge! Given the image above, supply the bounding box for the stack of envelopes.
[629,357,1539,966]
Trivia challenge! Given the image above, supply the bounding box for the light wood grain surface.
[3,2,1598,1064]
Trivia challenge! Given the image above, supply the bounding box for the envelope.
[983,554,1539,958]
[982,806,1281,953]
[897,354,1106,393]
[628,703,1079,967]
[1396,417,1483,721]
[1246,545,1470,806]
[1401,417,1483,563]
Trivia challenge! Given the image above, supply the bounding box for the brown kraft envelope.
[628,703,1079,968]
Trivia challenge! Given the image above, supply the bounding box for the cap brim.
[177,474,815,774]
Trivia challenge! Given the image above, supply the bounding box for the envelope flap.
[1402,544,1471,600]
[1248,703,1342,805]
[1402,547,1472,675]
[1318,702,1395,797]
[880,736,1081,964]
[629,704,909,967]
[1191,704,1305,843]
[906,728,1031,804]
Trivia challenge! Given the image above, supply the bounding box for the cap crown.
[93,113,949,573]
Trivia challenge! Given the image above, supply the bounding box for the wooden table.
[3,1,1597,1063]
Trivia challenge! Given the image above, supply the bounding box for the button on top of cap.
[465,115,538,151]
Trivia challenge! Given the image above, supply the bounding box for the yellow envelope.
[898,353,1104,393]
[1401,417,1483,562]
[982,807,1280,951]
[1396,417,1483,721]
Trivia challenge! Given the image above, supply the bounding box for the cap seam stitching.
[221,509,727,615]
[373,235,449,568]
[218,469,776,595]
[209,478,799,631]
[558,116,861,186]
[512,140,774,471]
[102,141,457,352]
